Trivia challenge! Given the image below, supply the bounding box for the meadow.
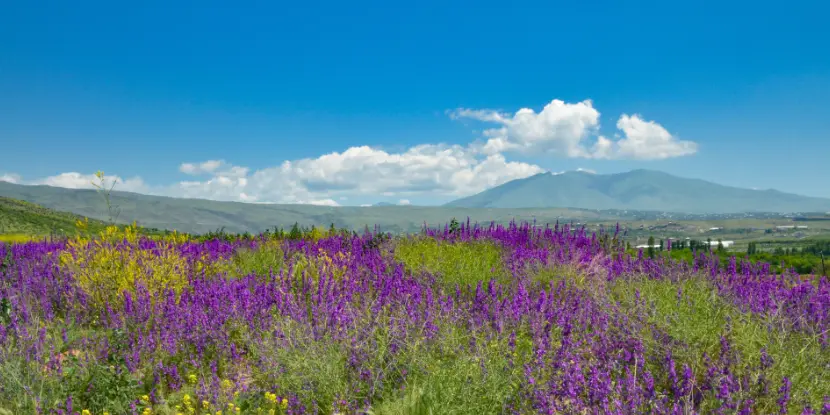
[0,219,828,414]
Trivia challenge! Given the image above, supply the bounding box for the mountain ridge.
[445,169,830,213]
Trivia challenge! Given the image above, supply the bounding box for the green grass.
[609,276,830,412]
[394,238,508,287]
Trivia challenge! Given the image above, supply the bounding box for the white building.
[702,240,734,248]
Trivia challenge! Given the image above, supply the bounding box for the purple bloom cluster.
[0,221,828,414]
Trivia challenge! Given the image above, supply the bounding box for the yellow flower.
[221,379,233,390]
[202,400,211,410]
[280,398,288,409]
[140,395,150,402]
[82,410,92,415]
[187,374,198,384]
[142,409,152,415]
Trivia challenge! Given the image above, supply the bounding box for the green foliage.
[647,235,655,258]
[395,238,507,287]
[60,359,142,414]
[609,277,830,412]
[228,241,286,278]
[656,240,830,275]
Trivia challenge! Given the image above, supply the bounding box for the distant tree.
[288,222,302,240]
[706,238,712,251]
[659,239,664,252]
[647,236,655,258]
[717,239,725,253]
[449,218,460,235]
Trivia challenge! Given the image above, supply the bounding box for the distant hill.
[0,181,623,235]
[445,169,830,213]
[0,196,110,236]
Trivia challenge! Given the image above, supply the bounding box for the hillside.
[446,169,830,213]
[0,196,110,236]
[0,181,627,235]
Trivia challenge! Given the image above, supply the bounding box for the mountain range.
[445,169,830,213]
[1,169,828,234]
[0,180,609,234]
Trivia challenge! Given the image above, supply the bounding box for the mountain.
[0,181,619,235]
[445,169,830,213]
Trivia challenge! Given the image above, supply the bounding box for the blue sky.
[1,0,829,205]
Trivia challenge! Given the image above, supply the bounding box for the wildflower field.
[1,220,828,414]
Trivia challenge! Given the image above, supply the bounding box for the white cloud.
[452,99,697,160]
[8,144,542,204]
[398,199,411,205]
[180,160,225,175]
[606,114,698,160]
[0,173,21,184]
[308,199,340,206]
[453,99,600,157]
[30,172,149,193]
[5,98,697,205]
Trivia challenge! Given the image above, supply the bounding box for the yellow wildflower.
[264,392,277,405]
[202,400,211,410]
[221,379,233,389]
[140,395,150,402]
[281,398,288,410]
[187,374,198,384]
[81,410,91,415]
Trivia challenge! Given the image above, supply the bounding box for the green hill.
[0,196,110,236]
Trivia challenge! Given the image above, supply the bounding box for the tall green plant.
[90,171,121,225]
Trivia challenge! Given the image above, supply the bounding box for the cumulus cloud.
[452,99,600,157]
[0,173,21,184]
[5,98,697,204]
[28,172,149,193]
[398,199,411,205]
[604,114,698,160]
[452,99,697,160]
[180,160,225,175]
[8,144,542,204]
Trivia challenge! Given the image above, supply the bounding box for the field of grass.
[0,221,828,414]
